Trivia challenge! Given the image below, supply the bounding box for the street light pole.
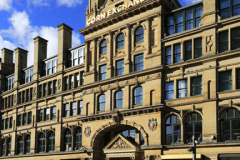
[192,136,196,160]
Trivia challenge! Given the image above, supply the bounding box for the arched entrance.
[91,121,148,160]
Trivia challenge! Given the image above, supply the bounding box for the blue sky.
[0,0,199,66]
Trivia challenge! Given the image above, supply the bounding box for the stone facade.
[0,0,240,160]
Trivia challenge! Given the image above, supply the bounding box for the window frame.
[219,70,232,92]
[24,68,33,83]
[25,135,30,154]
[99,65,107,81]
[219,0,240,19]
[191,76,202,96]
[18,136,23,155]
[100,39,107,54]
[115,90,123,108]
[75,128,82,150]
[134,54,144,72]
[185,40,192,60]
[48,132,55,152]
[98,94,106,111]
[135,26,144,43]
[38,133,45,153]
[116,59,124,76]
[165,82,174,100]
[64,129,72,151]
[44,58,58,76]
[116,33,124,49]
[194,38,202,58]
[133,87,143,105]
[219,30,229,53]
[174,44,181,63]
[165,115,181,145]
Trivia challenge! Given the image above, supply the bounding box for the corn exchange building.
[0,0,240,159]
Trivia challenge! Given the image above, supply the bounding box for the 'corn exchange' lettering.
[87,0,147,25]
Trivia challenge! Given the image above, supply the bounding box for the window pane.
[233,5,240,16]
[231,28,240,50]
[191,76,202,96]
[174,44,181,63]
[185,41,192,60]
[51,106,56,120]
[166,47,172,65]
[196,6,203,18]
[135,54,143,71]
[219,71,232,91]
[116,60,124,76]
[165,82,174,100]
[194,38,202,58]
[167,16,174,35]
[219,31,229,52]
[178,80,187,98]
[176,13,183,33]
[186,10,193,30]
[220,0,229,9]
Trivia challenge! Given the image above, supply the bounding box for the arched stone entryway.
[91,120,148,160]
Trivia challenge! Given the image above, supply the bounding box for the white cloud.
[57,0,83,8]
[0,10,81,66]
[0,36,16,53]
[0,0,12,11]
[182,0,201,5]
[27,0,50,7]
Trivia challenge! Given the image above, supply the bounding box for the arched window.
[2,139,6,156]
[116,33,124,49]
[75,128,82,150]
[38,133,45,153]
[65,129,72,151]
[18,136,23,155]
[185,112,202,143]
[166,115,181,145]
[135,26,144,43]
[98,94,105,111]
[134,87,143,105]
[7,138,11,156]
[48,132,55,152]
[100,40,107,54]
[220,108,240,141]
[25,135,30,154]
[115,91,123,108]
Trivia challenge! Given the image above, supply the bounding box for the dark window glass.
[80,72,84,85]
[64,104,69,117]
[231,28,240,50]
[78,101,83,115]
[7,138,11,156]
[26,89,29,101]
[2,119,4,130]
[100,40,107,54]
[134,54,143,71]
[23,113,27,125]
[48,82,52,95]
[166,47,172,65]
[185,113,202,143]
[30,88,33,100]
[167,16,174,35]
[194,38,202,58]
[98,95,105,111]
[73,51,78,66]
[174,44,181,63]
[166,115,181,145]
[233,0,240,16]
[219,31,229,52]
[75,128,82,150]
[178,80,187,98]
[176,13,183,33]
[165,82,174,100]
[117,33,124,48]
[99,65,107,80]
[70,75,73,89]
[220,109,240,141]
[9,117,12,128]
[18,115,21,126]
[38,133,45,153]
[28,112,32,124]
[25,135,30,154]
[48,132,55,152]
[45,108,50,121]
[71,102,77,116]
[191,77,202,96]
[75,73,79,87]
[185,41,192,60]
[65,129,72,151]
[18,136,23,155]
[51,106,56,120]
[186,10,193,30]
[43,84,47,97]
[19,92,21,104]
[135,26,144,43]
[134,87,143,105]
[2,139,5,156]
[38,109,43,122]
[196,6,203,27]
[116,60,124,76]
[5,118,8,129]
[115,91,123,108]
[53,80,57,94]
[220,0,230,19]
[219,71,232,91]
[65,77,68,91]
[39,85,42,98]
[237,69,240,89]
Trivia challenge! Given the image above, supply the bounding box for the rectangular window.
[237,69,240,89]
[7,77,14,90]
[176,13,183,33]
[80,72,84,85]
[39,85,42,98]
[30,88,33,100]
[64,104,69,117]
[70,75,73,89]
[2,119,4,130]
[78,48,84,64]
[219,71,232,91]
[116,60,124,76]
[219,31,229,52]
[220,0,230,19]
[134,54,143,71]
[18,114,21,126]
[38,109,43,122]
[65,77,68,91]
[45,108,50,121]
[165,82,174,100]
[19,92,22,104]
[22,91,25,103]
[78,100,83,115]
[220,0,240,19]
[185,41,192,60]
[48,82,52,95]
[233,0,240,16]
[23,113,27,125]
[75,73,79,87]
[178,79,188,98]
[9,117,12,128]
[5,118,8,129]
[53,80,57,94]
[43,62,46,76]
[196,6,203,27]
[186,10,193,30]
[47,61,51,75]
[99,65,107,80]
[71,102,77,116]
[194,38,202,58]
[52,59,57,74]
[28,112,32,124]
[167,16,174,35]
[51,106,56,120]
[73,50,78,66]
[191,77,202,96]
[174,44,181,63]
[25,68,33,83]
[43,84,47,97]
[231,27,240,50]
[166,47,172,65]
[26,89,29,102]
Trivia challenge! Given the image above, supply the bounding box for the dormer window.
[6,76,14,91]
[43,58,58,76]
[25,68,33,83]
[68,46,85,68]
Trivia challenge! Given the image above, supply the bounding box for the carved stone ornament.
[84,126,91,137]
[148,118,157,131]
[111,138,131,149]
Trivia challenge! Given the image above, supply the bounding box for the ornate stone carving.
[110,138,131,149]
[206,35,213,52]
[58,79,61,90]
[148,118,157,131]
[84,126,91,137]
